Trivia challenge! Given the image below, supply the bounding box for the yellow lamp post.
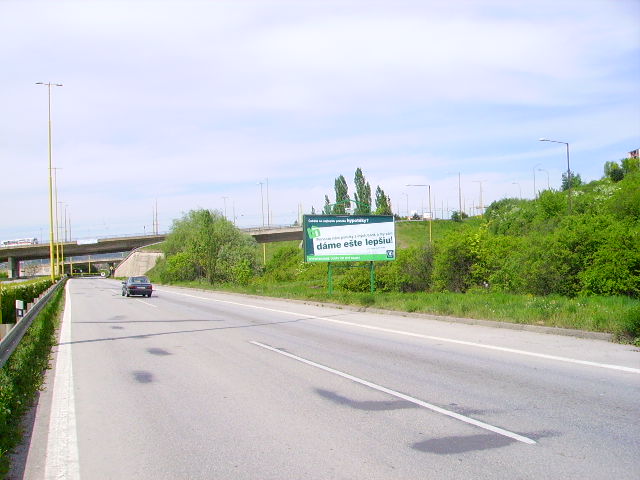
[36,82,63,282]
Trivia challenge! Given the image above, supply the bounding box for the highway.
[19,278,640,479]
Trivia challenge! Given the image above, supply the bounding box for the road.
[17,278,640,479]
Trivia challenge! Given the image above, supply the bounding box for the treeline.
[321,168,392,215]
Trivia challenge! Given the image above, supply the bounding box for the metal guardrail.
[0,278,66,368]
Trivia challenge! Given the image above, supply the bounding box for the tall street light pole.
[222,196,228,220]
[266,178,270,226]
[533,163,542,198]
[473,180,484,216]
[458,172,462,216]
[406,184,432,244]
[36,81,62,281]
[539,138,571,213]
[538,168,550,190]
[512,182,522,199]
[257,182,265,226]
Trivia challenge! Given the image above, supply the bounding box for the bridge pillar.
[7,257,19,279]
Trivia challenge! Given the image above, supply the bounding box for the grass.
[395,217,482,248]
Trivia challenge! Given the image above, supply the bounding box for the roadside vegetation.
[1,278,54,324]
[0,283,64,478]
[148,159,640,344]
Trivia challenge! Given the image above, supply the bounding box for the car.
[122,276,153,297]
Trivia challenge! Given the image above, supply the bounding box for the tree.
[322,195,332,214]
[157,209,258,284]
[604,161,624,182]
[561,170,582,191]
[353,167,372,214]
[333,175,349,214]
[621,157,640,176]
[451,210,468,222]
[374,186,392,215]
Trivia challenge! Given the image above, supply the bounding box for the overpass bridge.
[0,226,302,278]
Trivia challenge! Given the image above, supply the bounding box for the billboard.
[303,215,396,262]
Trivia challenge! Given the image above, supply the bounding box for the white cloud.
[1,0,638,240]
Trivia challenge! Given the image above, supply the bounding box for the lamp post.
[533,163,542,198]
[257,182,266,265]
[222,196,228,220]
[402,192,408,218]
[539,138,571,213]
[538,168,550,190]
[512,182,522,199]
[473,180,484,216]
[406,184,432,243]
[257,182,265,226]
[36,81,62,281]
[52,168,62,276]
[266,178,270,226]
[58,201,66,275]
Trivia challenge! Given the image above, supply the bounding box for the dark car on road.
[122,276,153,297]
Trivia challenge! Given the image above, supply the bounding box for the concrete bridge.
[0,226,302,278]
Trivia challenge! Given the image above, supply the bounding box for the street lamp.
[533,163,542,198]
[473,180,484,216]
[406,184,432,243]
[538,168,550,190]
[36,81,63,281]
[539,138,571,213]
[257,182,265,227]
[222,196,228,219]
[512,182,522,199]
[401,192,408,218]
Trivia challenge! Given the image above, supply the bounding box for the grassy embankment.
[163,219,640,343]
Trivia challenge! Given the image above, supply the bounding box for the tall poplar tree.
[353,167,372,214]
[333,175,349,213]
[374,186,392,215]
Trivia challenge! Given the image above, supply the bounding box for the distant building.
[628,148,639,159]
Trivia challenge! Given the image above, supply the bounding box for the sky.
[1,0,639,241]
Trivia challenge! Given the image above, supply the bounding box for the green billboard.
[303,215,396,262]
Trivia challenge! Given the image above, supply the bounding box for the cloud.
[1,0,638,240]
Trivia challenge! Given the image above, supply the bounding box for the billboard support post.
[369,261,375,293]
[328,263,333,295]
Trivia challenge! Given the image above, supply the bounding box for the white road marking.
[45,285,80,480]
[156,288,640,374]
[137,299,157,308]
[251,340,537,445]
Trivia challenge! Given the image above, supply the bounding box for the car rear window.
[131,277,150,283]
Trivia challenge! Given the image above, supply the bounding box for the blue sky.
[1,0,638,241]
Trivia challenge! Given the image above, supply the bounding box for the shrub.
[377,245,435,292]
[1,279,53,324]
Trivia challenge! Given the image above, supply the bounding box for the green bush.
[336,265,372,292]
[156,209,259,285]
[1,279,53,324]
[377,245,435,292]
[579,221,640,297]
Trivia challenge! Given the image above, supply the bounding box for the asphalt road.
[17,278,640,479]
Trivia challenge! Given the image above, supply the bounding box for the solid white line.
[156,288,640,374]
[250,340,536,445]
[45,284,80,480]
